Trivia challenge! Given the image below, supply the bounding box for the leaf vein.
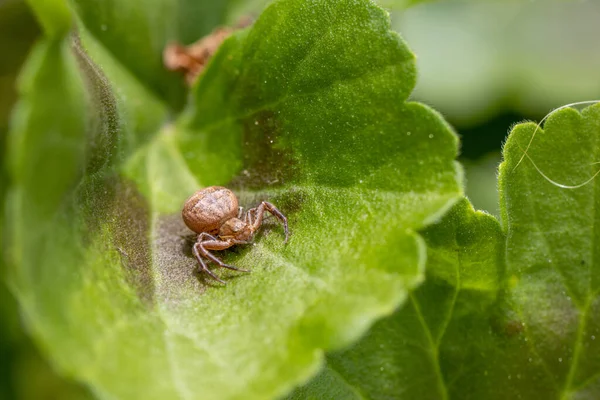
[409,293,448,400]
[326,366,368,400]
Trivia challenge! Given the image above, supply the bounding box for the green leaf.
[8,0,463,399]
[7,37,87,233]
[0,6,82,398]
[129,0,463,396]
[484,103,600,398]
[0,282,94,400]
[288,198,504,399]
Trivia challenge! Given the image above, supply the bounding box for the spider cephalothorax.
[182,186,289,283]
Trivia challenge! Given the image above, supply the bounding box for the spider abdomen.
[182,186,238,234]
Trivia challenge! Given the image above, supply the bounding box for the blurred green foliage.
[396,1,600,126]
[0,2,92,399]
[0,0,39,199]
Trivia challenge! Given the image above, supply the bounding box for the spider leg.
[248,201,289,243]
[201,246,250,272]
[198,233,250,273]
[245,207,258,226]
[193,242,225,284]
[200,232,218,241]
[243,208,251,225]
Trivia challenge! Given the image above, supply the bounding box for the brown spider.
[182,186,289,283]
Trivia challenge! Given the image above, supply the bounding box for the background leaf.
[481,103,600,398]
[0,2,97,399]
[288,198,504,399]
[7,1,463,400]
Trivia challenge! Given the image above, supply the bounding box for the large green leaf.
[129,0,463,396]
[288,198,504,399]
[7,0,463,399]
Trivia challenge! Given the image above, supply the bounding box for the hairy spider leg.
[192,242,226,284]
[198,232,250,272]
[241,208,251,225]
[247,201,289,242]
[245,207,258,226]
